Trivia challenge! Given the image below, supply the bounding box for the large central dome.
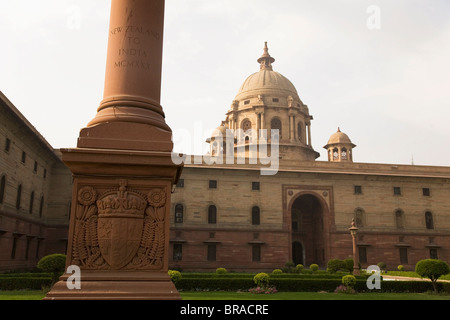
[235,70,300,101]
[207,42,320,163]
[235,42,300,102]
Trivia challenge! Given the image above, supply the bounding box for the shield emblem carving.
[96,186,147,270]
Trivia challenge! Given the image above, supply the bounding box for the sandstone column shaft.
[78,0,172,152]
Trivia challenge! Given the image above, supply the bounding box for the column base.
[43,272,181,301]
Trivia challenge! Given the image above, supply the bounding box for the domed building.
[169,43,450,273]
[2,43,450,274]
[207,43,320,163]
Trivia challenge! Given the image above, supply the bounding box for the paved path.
[382,275,450,283]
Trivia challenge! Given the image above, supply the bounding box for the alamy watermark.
[171,128,280,176]
[367,5,381,30]
[366,265,382,290]
[66,265,81,290]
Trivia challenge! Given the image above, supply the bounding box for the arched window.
[0,175,6,204]
[271,118,282,139]
[341,148,348,160]
[208,205,217,224]
[16,184,22,210]
[395,210,405,229]
[425,211,434,230]
[252,206,261,225]
[175,204,184,224]
[355,208,364,228]
[333,148,339,160]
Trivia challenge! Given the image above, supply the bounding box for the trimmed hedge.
[175,276,450,294]
[176,278,254,291]
[180,273,367,280]
[0,277,52,290]
[0,273,52,278]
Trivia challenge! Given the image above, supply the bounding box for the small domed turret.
[324,128,356,162]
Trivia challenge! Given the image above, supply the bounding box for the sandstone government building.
[1,44,450,273]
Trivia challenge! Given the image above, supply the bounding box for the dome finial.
[257,41,275,71]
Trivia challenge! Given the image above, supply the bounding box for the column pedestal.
[44,0,183,300]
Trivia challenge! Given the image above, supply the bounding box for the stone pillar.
[289,115,294,142]
[44,0,183,300]
[307,123,312,146]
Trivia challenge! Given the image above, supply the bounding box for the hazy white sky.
[1,0,450,166]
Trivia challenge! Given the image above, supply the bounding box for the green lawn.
[0,290,46,300]
[1,290,449,300]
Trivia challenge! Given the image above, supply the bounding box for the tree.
[37,254,67,284]
[415,259,449,293]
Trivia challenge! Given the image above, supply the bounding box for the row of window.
[359,246,439,265]
[174,204,261,225]
[172,244,440,265]
[178,181,435,198]
[0,176,45,216]
[355,185,432,197]
[173,243,262,262]
[355,208,437,230]
[177,179,261,191]
[0,232,44,260]
[3,137,47,179]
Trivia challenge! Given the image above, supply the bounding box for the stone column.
[44,0,183,300]
[77,0,172,152]
[289,114,294,142]
[307,122,312,146]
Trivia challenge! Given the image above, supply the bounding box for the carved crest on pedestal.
[71,181,167,271]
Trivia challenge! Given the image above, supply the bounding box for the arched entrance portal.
[291,194,325,267]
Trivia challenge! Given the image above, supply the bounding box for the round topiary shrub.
[272,269,283,274]
[37,254,66,284]
[296,264,304,273]
[327,259,344,273]
[342,275,357,288]
[310,264,319,273]
[168,270,182,284]
[253,272,270,289]
[398,265,405,271]
[216,268,227,274]
[415,259,450,293]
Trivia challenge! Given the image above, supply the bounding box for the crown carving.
[97,183,147,216]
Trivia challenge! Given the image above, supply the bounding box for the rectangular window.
[272,98,279,103]
[207,245,216,261]
[33,161,38,173]
[252,182,260,191]
[21,151,26,164]
[209,180,217,189]
[11,236,18,259]
[393,187,401,196]
[358,247,367,264]
[430,248,438,260]
[354,186,362,195]
[252,245,261,262]
[399,247,408,264]
[423,188,430,197]
[173,244,183,261]
[4,138,10,152]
